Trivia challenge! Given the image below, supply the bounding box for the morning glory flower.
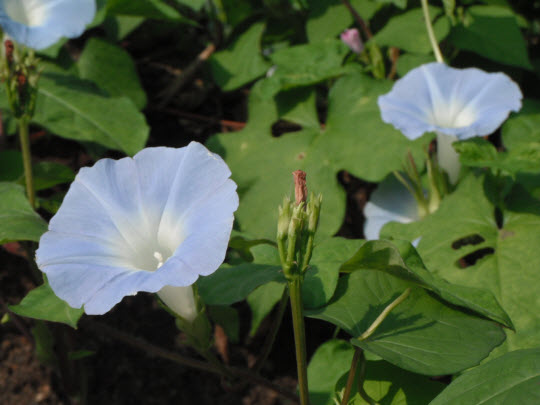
[340,28,363,54]
[0,0,96,50]
[36,142,239,320]
[378,62,522,183]
[364,175,419,240]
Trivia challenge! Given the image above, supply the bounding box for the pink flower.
[340,28,363,54]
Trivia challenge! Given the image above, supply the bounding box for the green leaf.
[0,152,75,190]
[260,40,353,98]
[31,162,75,191]
[0,182,47,243]
[305,237,364,309]
[207,74,430,239]
[308,271,505,375]
[208,305,240,343]
[10,282,84,328]
[198,245,283,306]
[276,87,319,129]
[375,0,407,8]
[372,7,450,54]
[502,99,540,150]
[306,0,379,43]
[334,353,445,405]
[342,239,513,329]
[106,0,194,23]
[209,22,271,92]
[78,38,147,110]
[200,238,360,308]
[308,339,355,405]
[0,150,24,182]
[455,137,540,175]
[430,348,540,405]
[33,72,149,156]
[383,174,540,353]
[396,53,435,77]
[247,281,286,336]
[103,16,145,40]
[448,6,532,69]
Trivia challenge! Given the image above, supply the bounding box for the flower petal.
[36,142,238,315]
[363,175,419,240]
[378,62,522,140]
[0,0,95,50]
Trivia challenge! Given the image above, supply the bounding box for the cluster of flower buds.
[0,39,41,119]
[277,170,322,281]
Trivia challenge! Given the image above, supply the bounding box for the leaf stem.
[421,0,444,63]
[18,115,35,208]
[359,288,411,341]
[356,349,378,405]
[253,287,289,374]
[288,276,310,405]
[342,0,373,39]
[341,347,361,405]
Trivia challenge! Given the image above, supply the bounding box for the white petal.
[436,132,460,184]
[157,285,197,322]
[378,62,522,140]
[0,0,95,50]
[37,142,238,315]
[363,175,419,239]
[155,142,234,251]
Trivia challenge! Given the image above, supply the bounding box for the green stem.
[356,349,378,405]
[341,348,361,405]
[253,287,290,374]
[359,288,411,341]
[421,0,444,63]
[288,276,310,405]
[18,115,35,209]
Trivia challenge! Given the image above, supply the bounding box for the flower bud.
[307,193,322,234]
[340,28,364,54]
[277,197,292,241]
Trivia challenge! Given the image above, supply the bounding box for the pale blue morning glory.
[36,142,239,318]
[364,175,419,240]
[0,0,96,50]
[378,62,522,182]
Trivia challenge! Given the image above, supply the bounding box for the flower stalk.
[18,115,35,208]
[277,170,322,405]
[2,40,41,208]
[289,275,310,405]
[420,0,444,63]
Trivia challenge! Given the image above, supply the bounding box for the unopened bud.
[277,197,292,240]
[307,193,322,234]
[288,202,306,239]
[340,28,364,54]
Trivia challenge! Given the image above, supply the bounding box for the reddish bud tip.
[4,40,14,63]
[293,170,307,206]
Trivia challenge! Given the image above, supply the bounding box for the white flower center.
[430,101,477,129]
[4,0,48,27]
